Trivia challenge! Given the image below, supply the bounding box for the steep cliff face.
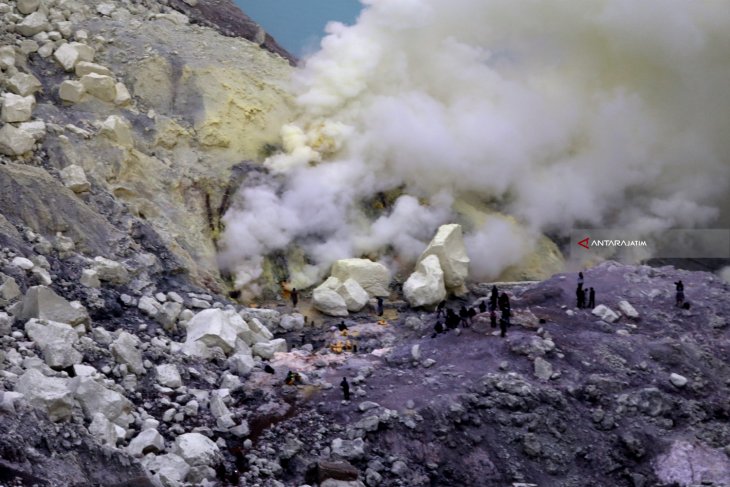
[1,0,296,288]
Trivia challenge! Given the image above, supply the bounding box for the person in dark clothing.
[468,307,477,323]
[578,272,584,290]
[675,280,684,292]
[576,286,584,308]
[459,305,470,327]
[584,288,589,307]
[490,309,497,328]
[676,288,685,307]
[376,297,384,316]
[340,377,350,401]
[499,316,508,337]
[436,300,446,318]
[490,285,499,311]
[291,288,298,308]
[479,300,487,314]
[498,292,511,317]
[588,287,595,308]
[432,320,444,338]
[337,321,348,332]
[445,309,459,330]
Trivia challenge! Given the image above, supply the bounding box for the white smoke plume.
[221,0,730,290]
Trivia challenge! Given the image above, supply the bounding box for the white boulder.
[80,73,116,102]
[592,304,620,323]
[143,453,190,487]
[417,224,469,293]
[336,278,370,312]
[618,300,639,319]
[127,429,165,457]
[53,43,81,71]
[0,275,21,305]
[59,164,91,193]
[1,94,35,123]
[88,412,118,446]
[74,61,113,77]
[17,0,41,14]
[92,256,129,285]
[111,332,145,375]
[0,124,35,156]
[19,285,89,326]
[156,364,182,388]
[330,259,390,297]
[7,72,42,96]
[25,318,81,368]
[173,433,221,467]
[80,269,101,288]
[251,338,287,359]
[70,376,132,424]
[58,80,85,103]
[279,313,304,332]
[227,352,255,376]
[184,308,251,355]
[670,373,688,388]
[403,254,446,308]
[100,114,133,146]
[313,280,348,317]
[16,11,48,36]
[15,369,74,421]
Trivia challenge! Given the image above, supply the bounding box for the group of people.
[575,272,596,309]
[432,285,512,338]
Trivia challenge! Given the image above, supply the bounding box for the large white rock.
[0,275,21,306]
[15,369,74,421]
[0,46,15,70]
[127,429,165,457]
[17,0,40,14]
[19,285,89,326]
[100,114,133,146]
[92,256,129,285]
[156,364,182,388]
[53,43,81,71]
[6,72,42,96]
[59,164,91,193]
[0,124,35,156]
[173,433,221,467]
[144,453,190,487]
[25,318,81,368]
[618,300,639,319]
[0,312,11,336]
[227,352,255,376]
[58,80,85,103]
[70,376,132,424]
[417,224,470,292]
[330,259,391,297]
[184,308,251,355]
[88,412,118,446]
[74,61,113,77]
[336,278,370,312]
[403,254,446,308]
[251,338,287,359]
[313,280,348,317]
[1,94,35,123]
[592,304,620,323]
[16,11,48,36]
[80,73,116,102]
[110,332,145,375]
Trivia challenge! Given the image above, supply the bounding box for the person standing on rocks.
[432,320,444,338]
[490,308,497,328]
[376,296,384,316]
[436,300,446,318]
[445,309,459,330]
[499,315,508,337]
[490,285,499,311]
[459,305,470,327]
[588,287,595,308]
[498,292,511,318]
[578,272,584,290]
[576,285,585,308]
[340,377,350,401]
[291,288,298,308]
[479,300,487,314]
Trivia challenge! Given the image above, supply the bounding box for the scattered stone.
[156,364,182,388]
[93,256,129,285]
[670,373,688,388]
[127,429,165,457]
[6,72,42,96]
[59,165,91,193]
[59,80,85,103]
[110,332,145,375]
[16,11,49,37]
[592,304,620,323]
[618,300,640,319]
[173,433,221,467]
[0,123,35,156]
[80,73,116,102]
[19,286,89,326]
[533,357,553,381]
[15,369,74,421]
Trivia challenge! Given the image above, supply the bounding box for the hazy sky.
[235,0,362,58]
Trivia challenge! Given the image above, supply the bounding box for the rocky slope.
[1,0,730,486]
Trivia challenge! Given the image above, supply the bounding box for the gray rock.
[19,286,89,326]
[533,357,553,381]
[127,428,165,457]
[110,332,145,375]
[15,369,74,421]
